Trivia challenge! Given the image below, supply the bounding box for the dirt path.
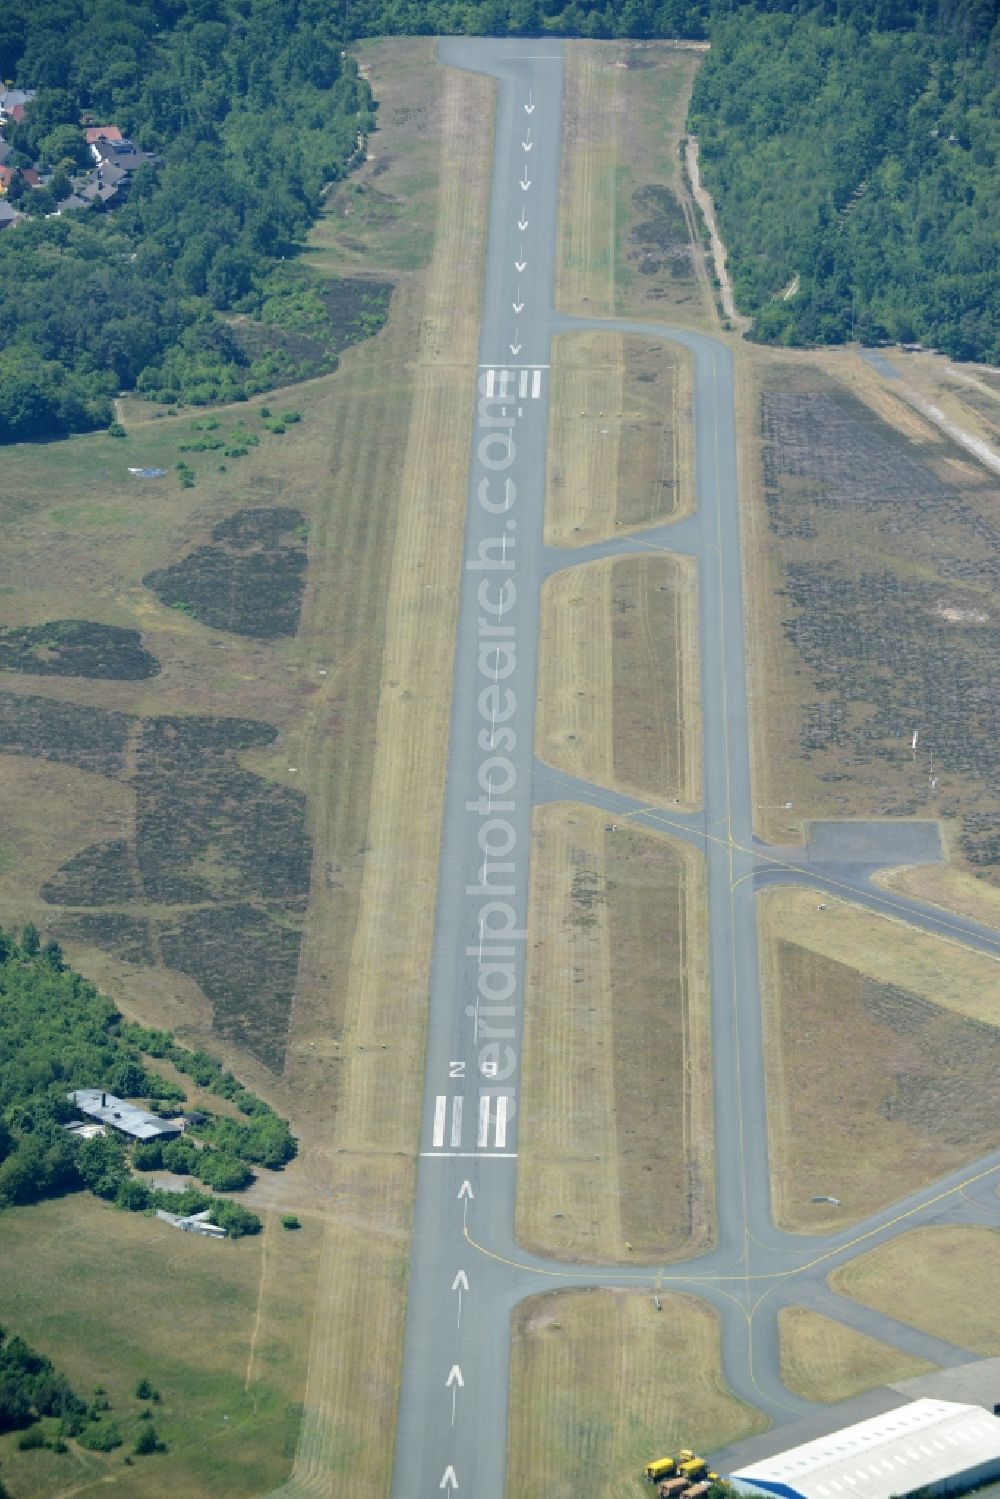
[685,136,749,330]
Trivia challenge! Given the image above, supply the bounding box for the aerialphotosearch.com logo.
[463,370,524,1123]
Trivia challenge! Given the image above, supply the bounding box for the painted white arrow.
[518,216,529,231]
[515,244,527,272]
[522,136,533,153]
[457,1181,474,1199]
[512,300,524,315]
[510,325,522,355]
[452,1269,469,1325]
[447,1365,464,1426]
[519,174,531,190]
[525,91,534,113]
[440,1466,459,1491]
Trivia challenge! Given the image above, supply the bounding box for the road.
[391,37,1000,1499]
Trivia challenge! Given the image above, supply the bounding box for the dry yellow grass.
[777,1307,933,1404]
[831,1228,1000,1357]
[759,887,1000,1233]
[516,803,712,1262]
[545,332,694,547]
[536,555,700,805]
[761,886,1000,1024]
[873,863,1000,930]
[557,42,712,326]
[507,1288,768,1499]
[270,53,495,1499]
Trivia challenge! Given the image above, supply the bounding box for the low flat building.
[730,1399,1000,1499]
[68,1089,182,1142]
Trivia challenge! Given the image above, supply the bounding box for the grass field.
[874,862,1000,929]
[0,38,494,1499]
[777,1307,932,1404]
[557,42,712,325]
[516,804,712,1262]
[506,1288,768,1498]
[545,332,694,548]
[0,1196,319,1499]
[831,1227,1000,1357]
[743,351,1000,876]
[759,888,1000,1232]
[536,555,700,806]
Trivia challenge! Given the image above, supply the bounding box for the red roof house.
[84,126,123,145]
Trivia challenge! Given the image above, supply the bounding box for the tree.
[196,1152,253,1192]
[209,1200,261,1237]
[20,923,39,957]
[75,1133,128,1201]
[133,1422,164,1454]
[36,124,89,172]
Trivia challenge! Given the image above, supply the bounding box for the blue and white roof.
[731,1400,1000,1499]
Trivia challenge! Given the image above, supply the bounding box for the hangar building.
[730,1399,1000,1499]
[68,1089,182,1142]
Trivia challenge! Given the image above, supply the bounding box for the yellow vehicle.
[645,1458,676,1482]
[680,1459,708,1479]
[679,1451,695,1462]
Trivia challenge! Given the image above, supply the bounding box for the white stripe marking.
[450,1097,463,1148]
[532,369,541,398]
[519,370,528,398]
[478,1096,490,1148]
[495,1095,509,1148]
[419,1152,518,1158]
[485,368,495,397]
[433,1095,447,1148]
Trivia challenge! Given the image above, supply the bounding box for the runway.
[390,38,1000,1498]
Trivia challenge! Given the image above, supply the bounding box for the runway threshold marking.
[431,1094,513,1151]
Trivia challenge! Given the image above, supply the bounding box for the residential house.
[0,200,19,229]
[0,164,12,194]
[0,88,35,121]
[85,124,123,161]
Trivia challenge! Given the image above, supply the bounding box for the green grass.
[0,1195,319,1498]
[305,39,443,275]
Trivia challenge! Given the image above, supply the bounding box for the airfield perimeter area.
[0,34,998,1499]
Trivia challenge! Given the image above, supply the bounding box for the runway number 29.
[449,1061,465,1078]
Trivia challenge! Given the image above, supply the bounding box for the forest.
[0,0,374,441]
[0,922,296,1234]
[688,0,999,358]
[0,0,996,445]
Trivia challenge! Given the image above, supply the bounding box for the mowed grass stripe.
[506,1289,768,1499]
[536,555,700,806]
[777,1307,933,1405]
[283,291,419,1092]
[759,888,1000,1233]
[831,1226,1000,1358]
[517,803,712,1262]
[611,553,699,805]
[544,333,691,549]
[271,57,495,1499]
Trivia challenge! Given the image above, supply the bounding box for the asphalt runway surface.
[391,38,1000,1499]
